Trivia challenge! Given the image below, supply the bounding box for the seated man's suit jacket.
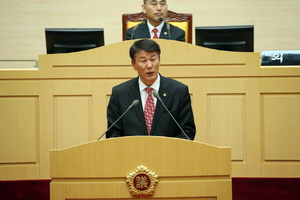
[106,75,196,140]
[125,21,185,42]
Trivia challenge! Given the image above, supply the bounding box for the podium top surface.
[50,136,231,178]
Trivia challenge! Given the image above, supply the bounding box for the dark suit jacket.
[106,75,196,140]
[125,21,185,42]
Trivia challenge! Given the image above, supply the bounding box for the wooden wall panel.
[208,94,245,161]
[0,80,40,180]
[262,94,300,161]
[52,80,93,149]
[259,78,300,177]
[0,97,38,163]
[54,96,92,149]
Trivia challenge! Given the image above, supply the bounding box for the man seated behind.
[126,0,185,42]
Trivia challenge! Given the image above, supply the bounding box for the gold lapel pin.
[164,32,168,35]
[163,93,167,97]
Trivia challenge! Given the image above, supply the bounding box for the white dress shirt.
[138,74,160,110]
[147,21,164,39]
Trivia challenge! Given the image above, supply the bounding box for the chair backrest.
[122,10,193,44]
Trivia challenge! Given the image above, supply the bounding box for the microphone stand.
[153,91,190,140]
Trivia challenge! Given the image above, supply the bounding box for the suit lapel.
[159,23,170,39]
[128,77,148,135]
[137,23,151,39]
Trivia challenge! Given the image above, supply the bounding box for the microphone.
[130,19,147,40]
[152,91,190,140]
[159,18,171,39]
[97,99,139,140]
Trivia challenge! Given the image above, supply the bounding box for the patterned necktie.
[152,28,159,39]
[144,87,155,135]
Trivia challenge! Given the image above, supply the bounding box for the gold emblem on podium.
[126,165,158,197]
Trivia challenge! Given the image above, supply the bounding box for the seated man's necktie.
[152,28,159,39]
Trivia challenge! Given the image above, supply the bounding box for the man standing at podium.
[126,0,185,42]
[106,39,195,140]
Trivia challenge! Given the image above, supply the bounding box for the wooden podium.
[50,136,231,200]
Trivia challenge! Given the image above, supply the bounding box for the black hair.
[144,0,167,4]
[129,39,161,61]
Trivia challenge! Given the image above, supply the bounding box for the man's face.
[131,50,160,86]
[142,0,168,26]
